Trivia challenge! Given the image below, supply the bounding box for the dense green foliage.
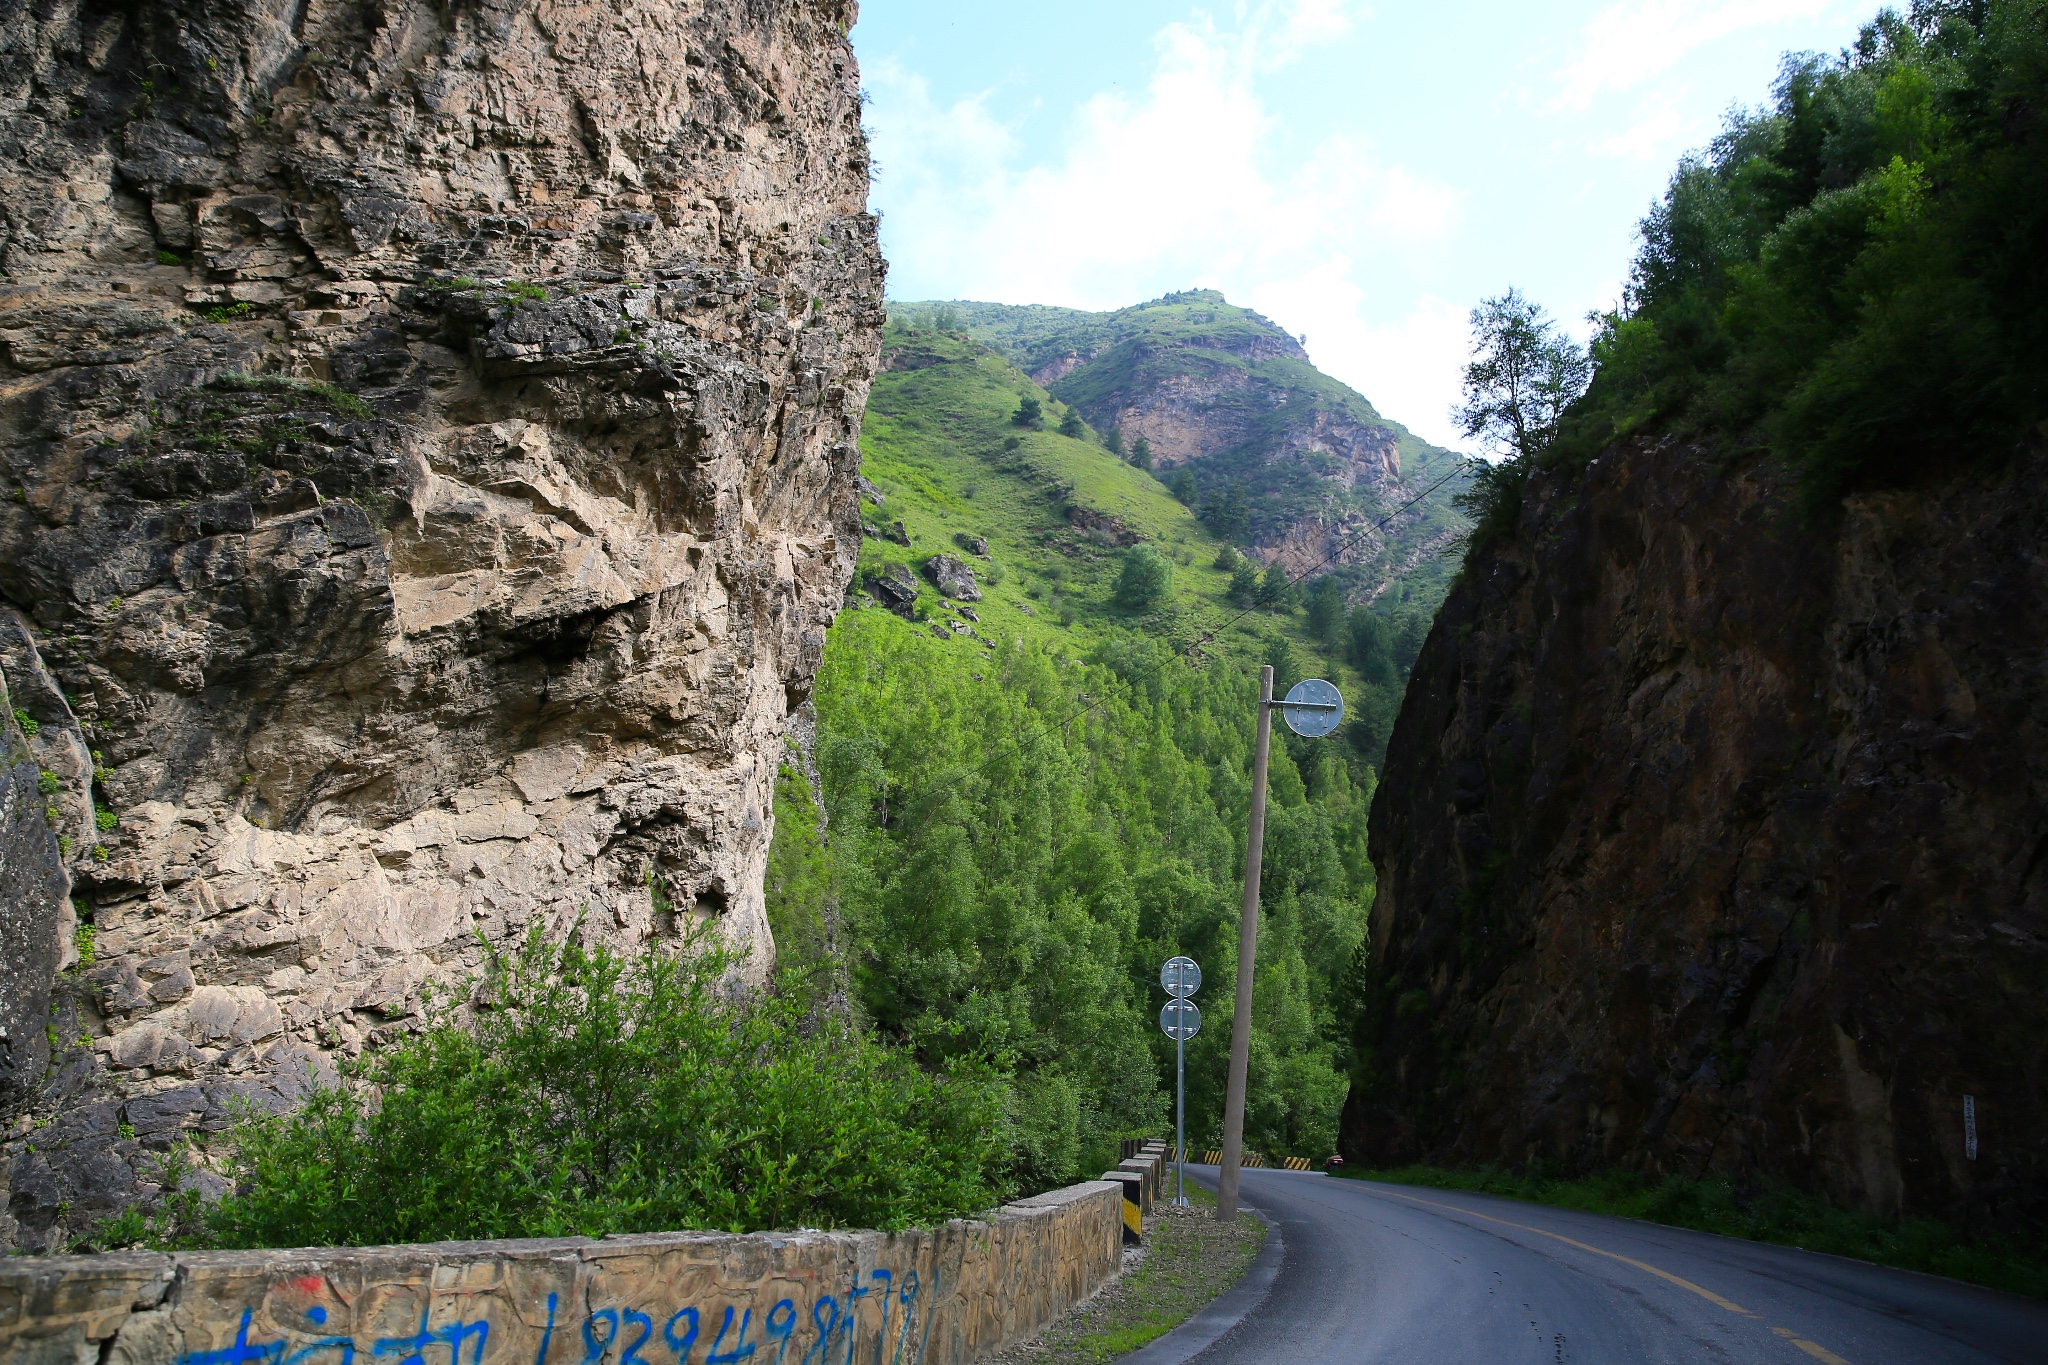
[143,931,1008,1248]
[776,617,1371,1190]
[1549,0,2048,504]
[1348,1165,2048,1300]
[767,314,1422,1191]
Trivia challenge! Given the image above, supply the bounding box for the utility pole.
[1216,665,1273,1221]
[1217,669,1341,1222]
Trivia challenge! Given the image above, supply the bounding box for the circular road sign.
[1161,955,1202,998]
[1160,999,1201,1041]
[1281,678,1344,738]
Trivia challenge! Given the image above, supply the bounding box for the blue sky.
[852,0,1877,449]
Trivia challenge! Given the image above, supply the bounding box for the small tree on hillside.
[1227,563,1260,606]
[1105,429,1125,457]
[1130,436,1154,470]
[1256,562,1295,610]
[1451,290,1590,545]
[1453,290,1589,460]
[1212,543,1240,572]
[1167,468,1198,505]
[1305,577,1345,646]
[1059,408,1086,439]
[1201,480,1250,541]
[1114,544,1172,610]
[1012,396,1043,429]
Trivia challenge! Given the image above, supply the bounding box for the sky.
[851,0,1878,450]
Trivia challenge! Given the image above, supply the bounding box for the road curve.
[1170,1166,2048,1364]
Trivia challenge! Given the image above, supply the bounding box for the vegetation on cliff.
[1471,0,2048,536]
[768,316,1426,1190]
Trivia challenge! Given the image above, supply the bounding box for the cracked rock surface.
[0,0,880,1249]
[1349,436,2048,1229]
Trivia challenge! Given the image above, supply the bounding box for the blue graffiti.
[175,1264,944,1365]
[661,1309,699,1363]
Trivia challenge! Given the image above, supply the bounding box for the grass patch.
[985,1183,1266,1363]
[1346,1165,2048,1300]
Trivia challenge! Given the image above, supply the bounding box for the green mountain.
[765,311,1457,1191]
[897,291,1469,608]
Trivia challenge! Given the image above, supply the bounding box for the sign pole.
[1176,1025,1187,1206]
[1217,665,1274,1222]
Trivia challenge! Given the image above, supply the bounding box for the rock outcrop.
[1347,436,2048,1229]
[922,553,979,602]
[0,0,881,1249]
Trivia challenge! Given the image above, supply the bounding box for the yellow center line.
[1354,1185,1857,1363]
[1776,1326,1852,1364]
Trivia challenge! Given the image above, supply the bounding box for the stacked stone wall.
[0,1181,1122,1365]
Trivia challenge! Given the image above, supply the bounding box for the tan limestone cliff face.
[0,0,881,1248]
[1348,437,2048,1227]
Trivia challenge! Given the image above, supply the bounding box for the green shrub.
[186,927,1011,1248]
[12,708,38,738]
[1114,543,1172,610]
[1550,0,2048,504]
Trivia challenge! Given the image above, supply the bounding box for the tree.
[1305,577,1345,647]
[1201,480,1250,541]
[1012,396,1043,429]
[1451,290,1589,545]
[1059,408,1086,439]
[1114,543,1172,610]
[1452,290,1590,461]
[1212,543,1240,572]
[1346,607,1396,687]
[1227,563,1260,606]
[1256,562,1295,611]
[1167,468,1198,505]
[1105,429,1125,457]
[1130,436,1154,470]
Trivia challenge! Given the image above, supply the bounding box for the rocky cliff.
[0,0,881,1249]
[1347,436,2048,1229]
[905,293,1467,603]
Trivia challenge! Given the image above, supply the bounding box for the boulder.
[957,533,989,556]
[868,564,920,618]
[924,554,983,602]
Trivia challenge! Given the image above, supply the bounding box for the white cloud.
[865,0,1470,445]
[1557,0,1856,109]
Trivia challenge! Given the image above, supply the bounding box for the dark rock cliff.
[0,0,880,1248]
[1346,436,2048,1228]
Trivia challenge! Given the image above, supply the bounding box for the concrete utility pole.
[1217,669,1342,1222]
[1216,665,1274,1221]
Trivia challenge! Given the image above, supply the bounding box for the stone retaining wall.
[0,1182,1122,1365]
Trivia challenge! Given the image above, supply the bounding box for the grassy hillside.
[897,292,1468,612]
[765,317,1439,1191]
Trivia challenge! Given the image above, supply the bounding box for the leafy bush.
[1114,543,1173,609]
[183,927,1010,1248]
[1012,396,1044,429]
[1554,0,2048,502]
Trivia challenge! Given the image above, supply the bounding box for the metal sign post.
[1160,956,1201,1207]
[1217,672,1344,1222]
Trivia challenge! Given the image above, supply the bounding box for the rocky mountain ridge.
[0,0,879,1249]
[900,293,1468,604]
[1347,434,2048,1230]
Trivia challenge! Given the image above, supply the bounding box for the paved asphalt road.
[1175,1166,2048,1364]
